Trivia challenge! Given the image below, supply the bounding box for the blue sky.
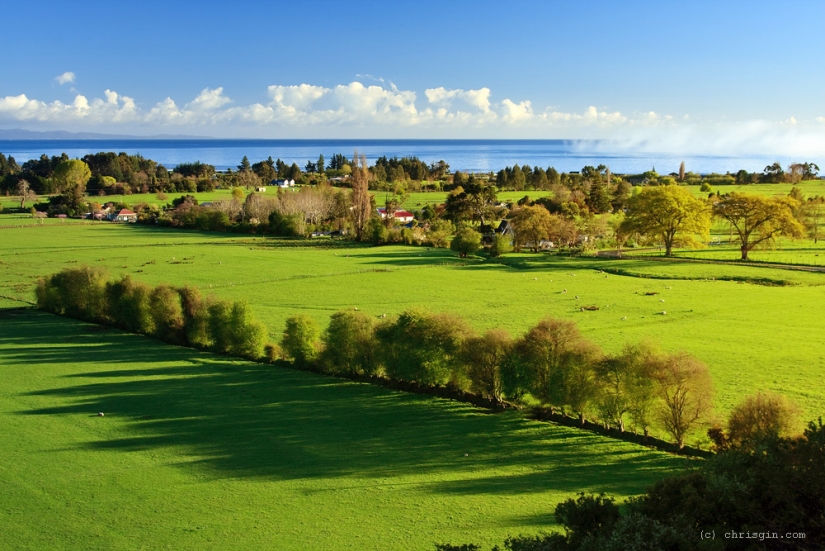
[1,0,823,153]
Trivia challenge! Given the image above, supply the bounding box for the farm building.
[377,208,415,223]
[112,209,137,223]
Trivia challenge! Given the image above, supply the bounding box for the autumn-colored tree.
[620,185,710,256]
[651,352,714,448]
[727,392,800,449]
[713,193,806,260]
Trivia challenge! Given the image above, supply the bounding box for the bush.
[450,227,482,257]
[369,218,388,244]
[36,266,108,322]
[207,299,267,359]
[149,285,185,344]
[281,315,321,367]
[727,391,800,449]
[225,301,268,359]
[377,309,472,386]
[320,310,379,375]
[264,343,282,363]
[178,286,210,348]
[462,329,511,402]
[488,233,513,257]
[105,275,154,334]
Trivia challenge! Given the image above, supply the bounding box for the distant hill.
[0,128,210,140]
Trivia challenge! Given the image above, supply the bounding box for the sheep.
[97,412,105,417]
[661,311,667,315]
[562,289,567,293]
[621,316,627,320]
[354,307,359,311]
[534,277,537,280]
[575,295,579,300]
[660,299,665,302]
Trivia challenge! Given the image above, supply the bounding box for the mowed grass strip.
[0,309,687,551]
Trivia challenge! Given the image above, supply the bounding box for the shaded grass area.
[0,308,687,550]
[3,223,825,425]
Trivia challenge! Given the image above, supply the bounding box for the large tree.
[620,185,710,256]
[713,193,805,260]
[52,159,92,215]
[16,179,37,209]
[510,204,552,252]
[515,318,602,423]
[652,352,714,449]
[595,342,658,433]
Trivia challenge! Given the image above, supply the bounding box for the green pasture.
[0,308,687,550]
[630,240,825,266]
[2,222,825,427]
[683,179,825,198]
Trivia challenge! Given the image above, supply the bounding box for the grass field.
[2,222,825,428]
[684,180,825,198]
[0,308,688,550]
[3,181,825,549]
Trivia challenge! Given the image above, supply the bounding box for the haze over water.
[0,139,813,175]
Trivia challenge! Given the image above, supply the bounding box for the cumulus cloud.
[0,81,823,154]
[425,87,493,113]
[54,72,75,85]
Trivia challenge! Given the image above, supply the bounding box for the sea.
[0,139,813,175]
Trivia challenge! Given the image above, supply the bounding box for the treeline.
[35,267,271,360]
[36,265,726,449]
[281,309,720,449]
[440,418,822,550]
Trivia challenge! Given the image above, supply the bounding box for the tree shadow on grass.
[4,309,687,497]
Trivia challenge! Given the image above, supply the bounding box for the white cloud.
[1,82,824,154]
[425,87,493,113]
[186,87,231,111]
[500,99,533,123]
[54,72,75,85]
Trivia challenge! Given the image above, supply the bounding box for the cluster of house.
[82,207,137,223]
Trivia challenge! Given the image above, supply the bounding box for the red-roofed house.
[377,208,415,223]
[113,209,137,223]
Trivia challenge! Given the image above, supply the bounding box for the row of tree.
[280,309,725,448]
[35,267,269,360]
[619,184,823,259]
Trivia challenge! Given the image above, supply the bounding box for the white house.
[377,208,415,223]
[112,209,137,223]
[271,179,295,188]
